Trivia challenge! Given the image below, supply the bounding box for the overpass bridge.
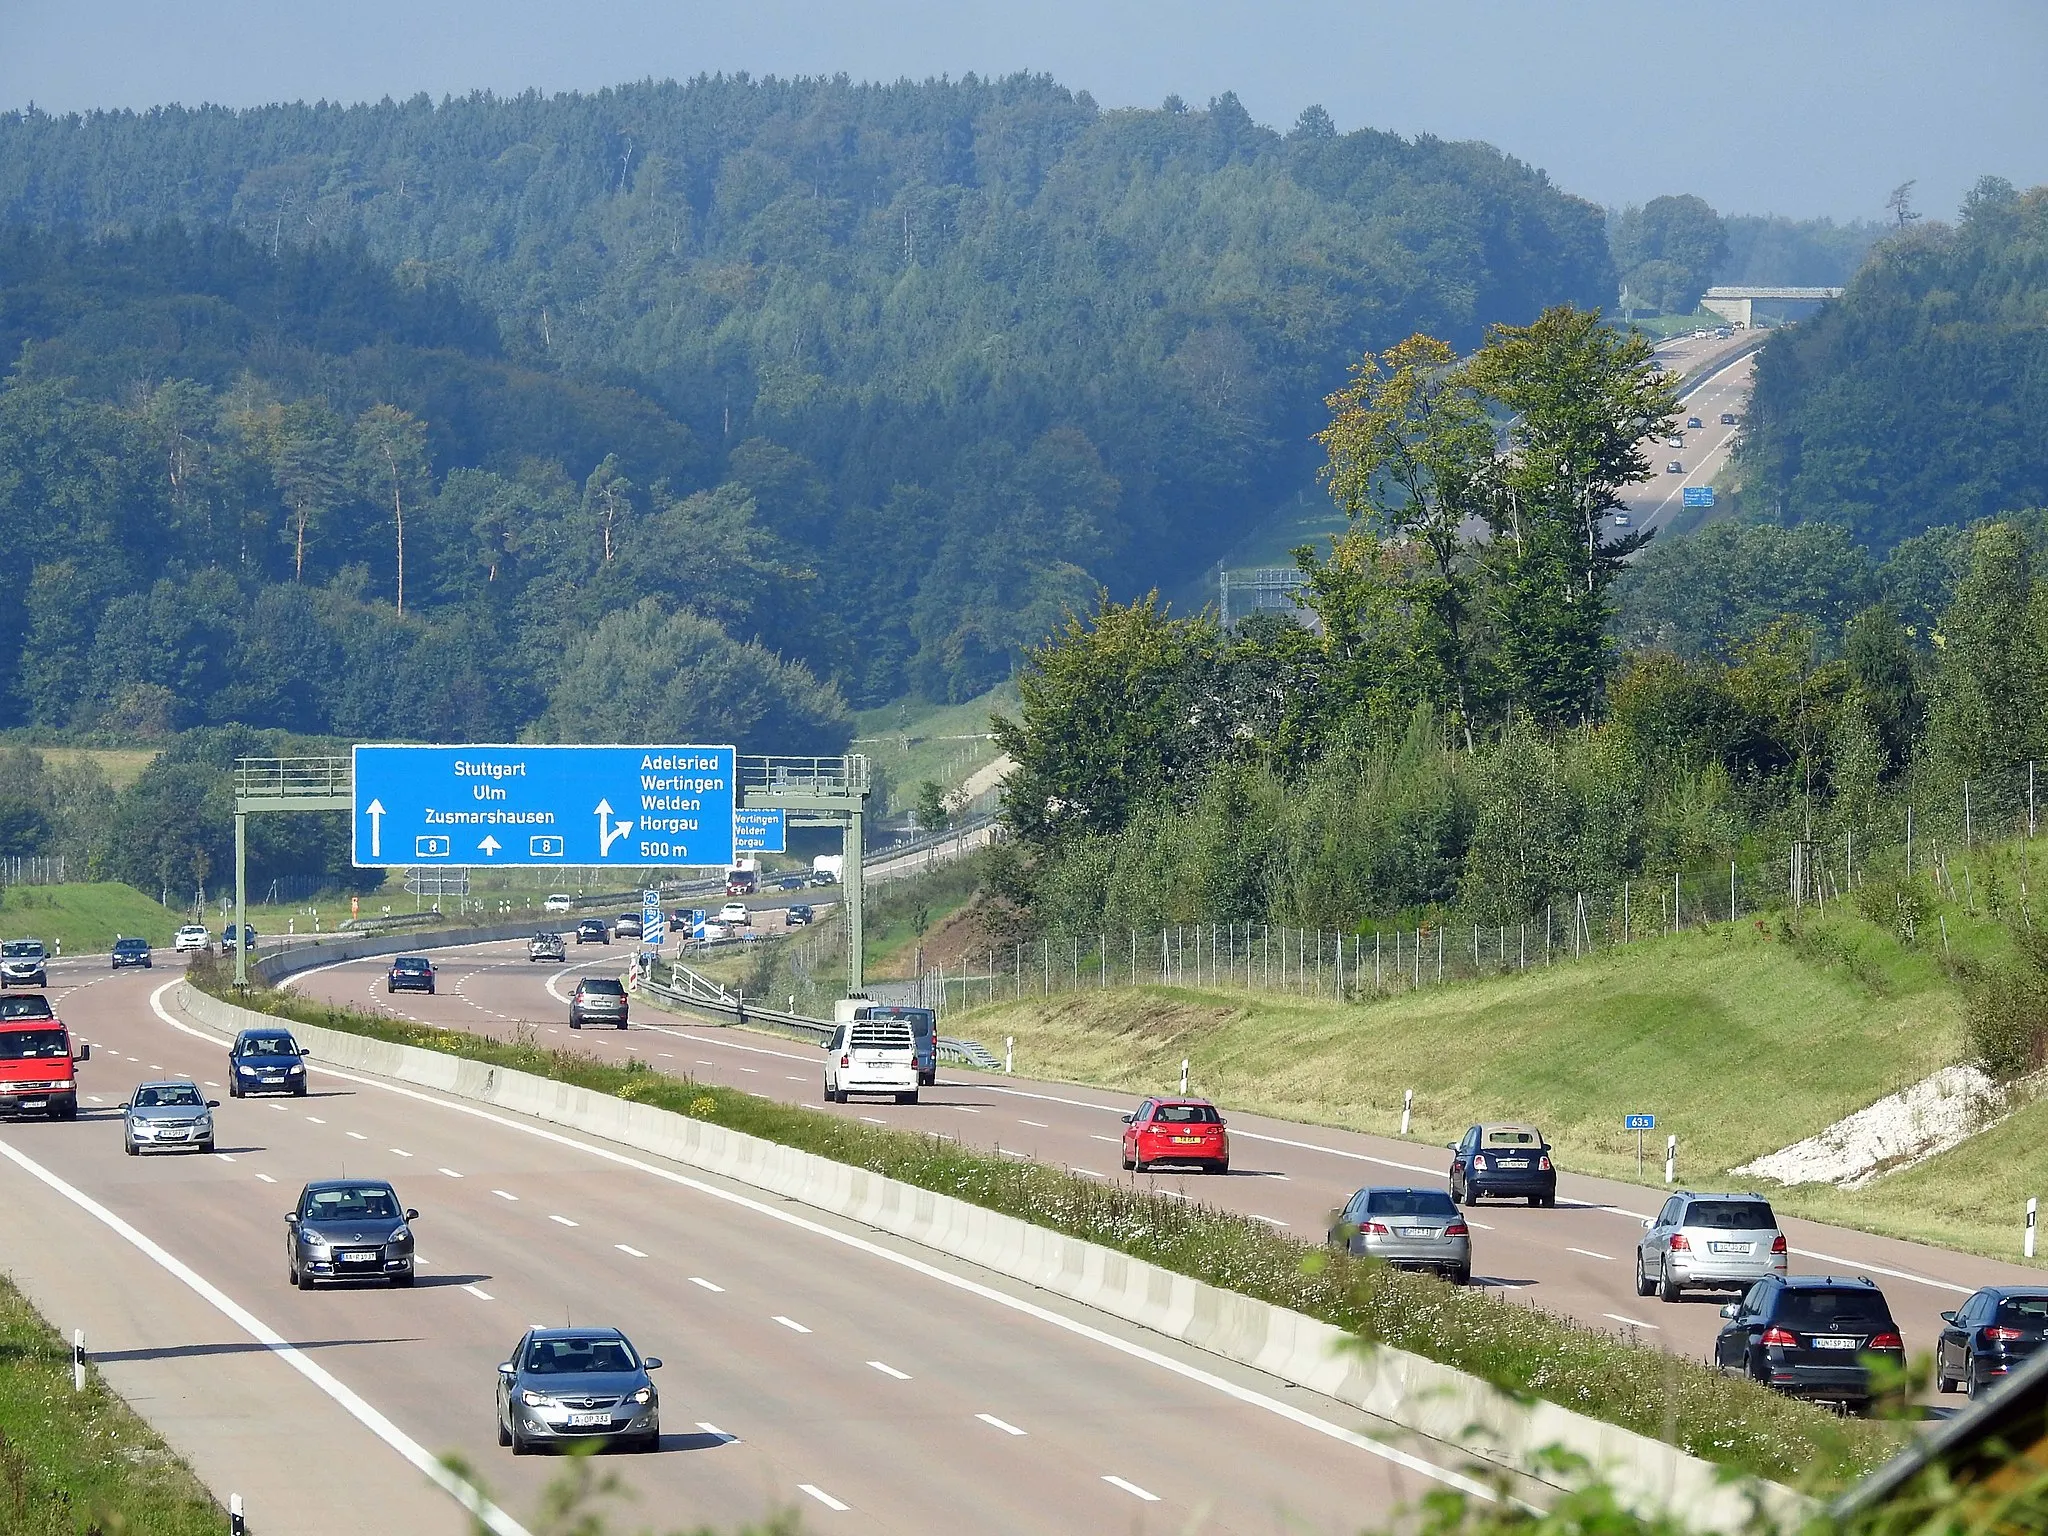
[1701,285,1842,327]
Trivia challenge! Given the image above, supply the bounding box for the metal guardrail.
[635,962,996,1065]
[739,754,869,797]
[234,757,351,798]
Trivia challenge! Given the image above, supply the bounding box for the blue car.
[228,1026,309,1098]
[861,1004,937,1086]
[221,923,258,952]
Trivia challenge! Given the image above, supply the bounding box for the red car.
[1120,1097,1229,1174]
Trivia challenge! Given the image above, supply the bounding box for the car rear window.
[1686,1200,1777,1230]
[1481,1127,1542,1147]
[1996,1296,2048,1327]
[851,1023,914,1050]
[394,958,430,971]
[1774,1290,1893,1331]
[1152,1104,1221,1124]
[579,978,626,996]
[1367,1190,1459,1217]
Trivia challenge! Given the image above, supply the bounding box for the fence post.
[1907,806,1914,877]
[1623,882,1630,943]
[1434,926,1442,983]
[1375,930,1382,990]
[1965,779,1973,850]
[1731,861,1738,922]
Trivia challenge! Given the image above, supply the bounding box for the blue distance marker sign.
[352,744,735,868]
[734,806,787,854]
[1681,485,1715,508]
[1624,1113,1656,1131]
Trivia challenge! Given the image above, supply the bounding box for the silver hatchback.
[1636,1191,1787,1302]
[121,1079,218,1154]
[1329,1186,1471,1284]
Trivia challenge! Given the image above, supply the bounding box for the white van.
[823,1019,918,1105]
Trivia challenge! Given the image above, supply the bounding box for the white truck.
[810,854,844,885]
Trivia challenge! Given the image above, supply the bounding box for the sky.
[5,0,2044,223]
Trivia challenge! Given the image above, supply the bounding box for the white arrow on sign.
[595,799,634,858]
[366,799,386,858]
[478,835,502,857]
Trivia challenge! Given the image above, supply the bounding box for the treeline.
[0,732,373,897]
[993,305,2048,939]
[0,75,1614,704]
[1739,178,2048,552]
[1607,196,1884,317]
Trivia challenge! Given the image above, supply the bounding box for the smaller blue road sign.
[734,807,787,853]
[1681,486,1715,508]
[1625,1113,1656,1131]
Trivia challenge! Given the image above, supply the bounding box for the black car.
[111,937,154,969]
[221,923,258,951]
[785,903,814,927]
[1448,1123,1557,1206]
[569,977,629,1029]
[387,956,436,994]
[286,1179,417,1289]
[497,1327,661,1454]
[1713,1275,1904,1411]
[228,1026,310,1097]
[1720,411,1739,425]
[1937,1287,2048,1398]
[576,918,610,945]
[777,874,807,891]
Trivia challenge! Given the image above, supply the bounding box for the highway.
[0,954,1508,1536]
[1616,338,1757,537]
[289,938,2045,1407]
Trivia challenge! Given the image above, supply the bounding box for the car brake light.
[1444,1222,1469,1237]
[1770,1234,1787,1254]
[1870,1331,1903,1350]
[1363,1221,1391,1235]
[1983,1326,2023,1342]
[1538,1155,1552,1171]
[1760,1326,1799,1347]
[1669,1233,1690,1251]
[839,1054,850,1068]
[1472,1155,1488,1171]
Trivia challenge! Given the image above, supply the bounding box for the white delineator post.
[1400,1089,1413,1137]
[230,1493,246,1535]
[2029,1197,2039,1260]
[1179,1058,1190,1094]
[1665,1134,1677,1185]
[72,1328,84,1391]
[1004,1037,1013,1075]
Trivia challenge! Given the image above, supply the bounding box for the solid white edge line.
[148,979,1495,1500]
[1604,1313,1660,1330]
[0,1132,529,1536]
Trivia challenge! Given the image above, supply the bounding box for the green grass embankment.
[200,957,1898,1488]
[0,882,183,952]
[949,906,2047,1262]
[0,1271,224,1533]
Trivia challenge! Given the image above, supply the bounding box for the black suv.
[576,918,610,945]
[1937,1287,2048,1398]
[1713,1275,1903,1410]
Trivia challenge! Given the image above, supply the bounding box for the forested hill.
[0,75,1613,711]
[1740,178,2048,553]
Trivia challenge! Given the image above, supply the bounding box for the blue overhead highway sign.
[352,744,735,868]
[1681,486,1715,508]
[734,807,787,853]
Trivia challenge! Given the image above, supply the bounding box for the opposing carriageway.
[290,936,2045,1399]
[1,954,1509,1536]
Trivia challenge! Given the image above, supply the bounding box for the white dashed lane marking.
[615,1244,647,1259]
[1104,1475,1160,1502]
[868,1361,910,1380]
[549,1215,579,1228]
[798,1485,848,1512]
[977,1413,1027,1436]
[773,1315,811,1334]
[690,1277,724,1293]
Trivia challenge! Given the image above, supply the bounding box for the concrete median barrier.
[174,981,1805,1529]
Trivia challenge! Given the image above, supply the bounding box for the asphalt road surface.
[1,955,1511,1536]
[1616,343,1757,537]
[290,938,2045,1405]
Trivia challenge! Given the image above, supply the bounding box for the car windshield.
[0,1028,68,1060]
[1686,1200,1776,1230]
[114,939,147,952]
[1152,1104,1221,1124]
[133,1084,203,1108]
[1775,1290,1892,1331]
[1366,1189,1459,1217]
[0,995,54,1021]
[1996,1295,2048,1327]
[524,1337,639,1374]
[305,1186,400,1220]
[239,1035,297,1057]
[580,979,626,996]
[2,941,44,958]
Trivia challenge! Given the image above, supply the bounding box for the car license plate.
[1498,1158,1528,1169]
[568,1412,610,1426]
[1398,1227,1435,1238]
[1173,1136,1204,1144]
[1710,1242,1749,1254]
[1811,1336,1859,1350]
[263,1075,284,1083]
[340,1252,377,1264]
[20,1098,46,1110]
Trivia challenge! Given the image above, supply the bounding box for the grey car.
[1636,1191,1787,1302]
[497,1327,662,1454]
[1,939,48,988]
[1329,1186,1471,1284]
[121,1079,218,1154]
[568,976,628,1029]
[286,1179,418,1289]
[528,932,567,963]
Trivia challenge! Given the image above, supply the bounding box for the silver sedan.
[1329,1186,1471,1284]
[121,1080,218,1155]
